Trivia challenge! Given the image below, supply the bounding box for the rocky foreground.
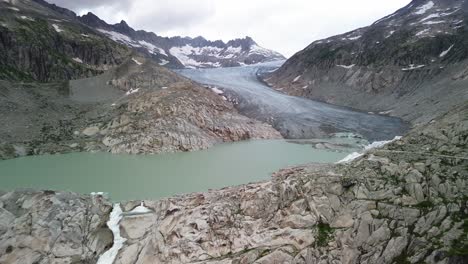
[1,103,467,263]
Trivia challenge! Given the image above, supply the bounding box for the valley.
[0,0,467,263]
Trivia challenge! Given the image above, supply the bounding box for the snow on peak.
[97,29,141,48]
[439,44,454,57]
[138,40,167,56]
[169,45,223,68]
[414,1,434,15]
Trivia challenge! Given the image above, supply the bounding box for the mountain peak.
[79,12,108,28]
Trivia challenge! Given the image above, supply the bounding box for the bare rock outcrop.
[113,103,468,263]
[0,190,113,264]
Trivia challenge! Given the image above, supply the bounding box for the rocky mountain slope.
[32,0,285,69]
[0,0,132,82]
[0,0,281,160]
[1,101,466,263]
[0,56,281,160]
[268,0,468,124]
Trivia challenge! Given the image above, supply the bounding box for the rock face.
[0,190,113,264]
[112,102,468,263]
[0,0,130,82]
[268,0,468,124]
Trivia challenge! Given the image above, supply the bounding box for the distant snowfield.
[95,27,282,69]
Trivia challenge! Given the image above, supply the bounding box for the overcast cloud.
[49,0,411,57]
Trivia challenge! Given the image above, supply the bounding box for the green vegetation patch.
[316,222,334,247]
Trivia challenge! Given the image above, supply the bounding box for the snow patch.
[19,16,34,21]
[414,1,434,15]
[402,64,425,71]
[97,204,126,264]
[132,58,143,65]
[97,29,140,47]
[424,20,445,25]
[416,29,430,36]
[385,30,396,38]
[337,64,356,69]
[72,57,83,63]
[293,75,301,82]
[129,202,152,214]
[337,136,402,164]
[249,44,280,57]
[91,192,106,196]
[211,87,224,94]
[159,59,169,66]
[126,88,140,95]
[8,7,20,11]
[52,24,63,33]
[302,85,309,89]
[138,40,167,56]
[169,45,223,68]
[419,13,441,22]
[347,35,361,41]
[439,44,454,57]
[379,110,394,115]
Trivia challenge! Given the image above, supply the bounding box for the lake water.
[0,139,360,201]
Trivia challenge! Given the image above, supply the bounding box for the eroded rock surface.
[115,103,468,263]
[0,190,113,264]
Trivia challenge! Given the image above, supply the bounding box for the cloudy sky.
[49,0,412,57]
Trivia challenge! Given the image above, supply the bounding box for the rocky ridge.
[0,0,130,82]
[31,0,285,69]
[78,13,285,69]
[268,0,468,124]
[1,101,467,263]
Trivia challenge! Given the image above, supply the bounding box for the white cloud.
[49,0,412,57]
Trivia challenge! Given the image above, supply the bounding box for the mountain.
[32,0,285,69]
[267,0,468,124]
[0,0,130,81]
[78,12,286,69]
[0,0,281,159]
